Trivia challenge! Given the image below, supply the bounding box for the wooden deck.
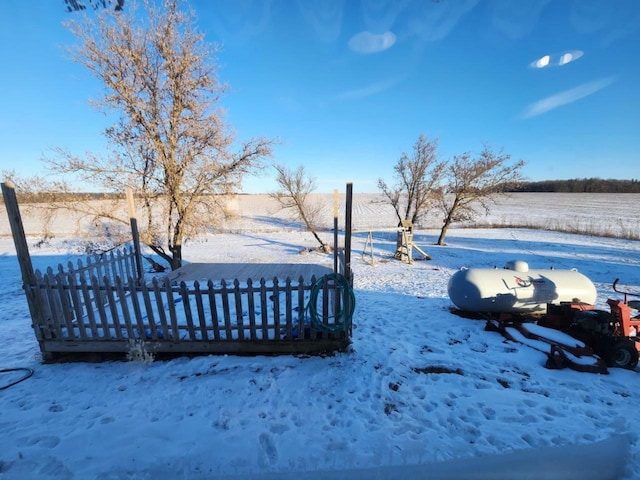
[161,262,334,283]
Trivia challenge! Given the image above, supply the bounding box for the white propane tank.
[448,261,596,313]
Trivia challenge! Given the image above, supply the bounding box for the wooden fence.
[2,181,354,360]
[30,247,352,358]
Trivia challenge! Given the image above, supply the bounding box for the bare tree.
[271,164,331,253]
[378,135,446,226]
[46,0,273,270]
[436,145,525,245]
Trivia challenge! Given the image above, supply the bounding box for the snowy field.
[3,192,639,239]
[1,192,640,479]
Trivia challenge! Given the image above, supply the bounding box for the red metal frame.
[542,302,594,329]
[607,299,640,350]
[609,278,640,351]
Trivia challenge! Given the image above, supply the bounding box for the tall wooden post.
[1,182,45,351]
[126,187,144,281]
[333,189,339,274]
[344,182,353,281]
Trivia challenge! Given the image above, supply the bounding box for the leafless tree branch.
[43,0,274,269]
[436,145,525,245]
[378,134,446,227]
[271,164,331,253]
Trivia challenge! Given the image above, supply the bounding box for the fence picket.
[207,280,221,341]
[180,282,196,340]
[115,276,135,340]
[259,279,269,339]
[33,270,50,340]
[67,274,88,340]
[85,256,96,281]
[272,278,280,340]
[46,267,64,330]
[90,276,111,340]
[233,279,244,341]
[79,276,99,339]
[43,273,63,340]
[124,248,133,280]
[308,275,317,340]
[108,251,118,283]
[194,281,208,341]
[221,281,232,340]
[54,273,76,340]
[297,276,305,341]
[247,279,257,340]
[163,278,180,342]
[284,278,293,340]
[141,281,158,341]
[128,276,146,341]
[151,278,170,342]
[115,250,125,280]
[95,255,105,282]
[73,259,83,283]
[103,276,123,340]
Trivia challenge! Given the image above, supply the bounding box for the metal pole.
[344,182,353,281]
[333,189,338,274]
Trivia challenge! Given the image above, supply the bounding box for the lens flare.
[530,50,583,69]
[536,55,550,68]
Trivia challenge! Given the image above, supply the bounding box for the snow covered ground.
[1,193,640,479]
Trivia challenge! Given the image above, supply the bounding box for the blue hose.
[306,273,356,333]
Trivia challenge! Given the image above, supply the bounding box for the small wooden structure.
[359,221,431,265]
[394,220,414,263]
[2,182,355,360]
[394,220,431,264]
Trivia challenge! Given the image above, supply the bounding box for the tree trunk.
[311,229,331,253]
[300,208,330,253]
[437,221,450,245]
[170,244,182,270]
[438,196,459,246]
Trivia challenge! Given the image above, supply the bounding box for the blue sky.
[1,1,639,193]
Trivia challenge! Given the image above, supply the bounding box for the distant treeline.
[3,192,234,204]
[3,179,640,204]
[511,178,640,193]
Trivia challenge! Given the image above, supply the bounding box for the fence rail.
[31,248,352,357]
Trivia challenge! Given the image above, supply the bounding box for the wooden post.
[1,182,45,352]
[333,189,338,274]
[344,182,353,281]
[126,187,144,282]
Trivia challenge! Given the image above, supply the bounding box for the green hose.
[306,273,356,333]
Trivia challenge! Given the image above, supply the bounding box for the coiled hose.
[0,367,34,390]
[306,273,356,333]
